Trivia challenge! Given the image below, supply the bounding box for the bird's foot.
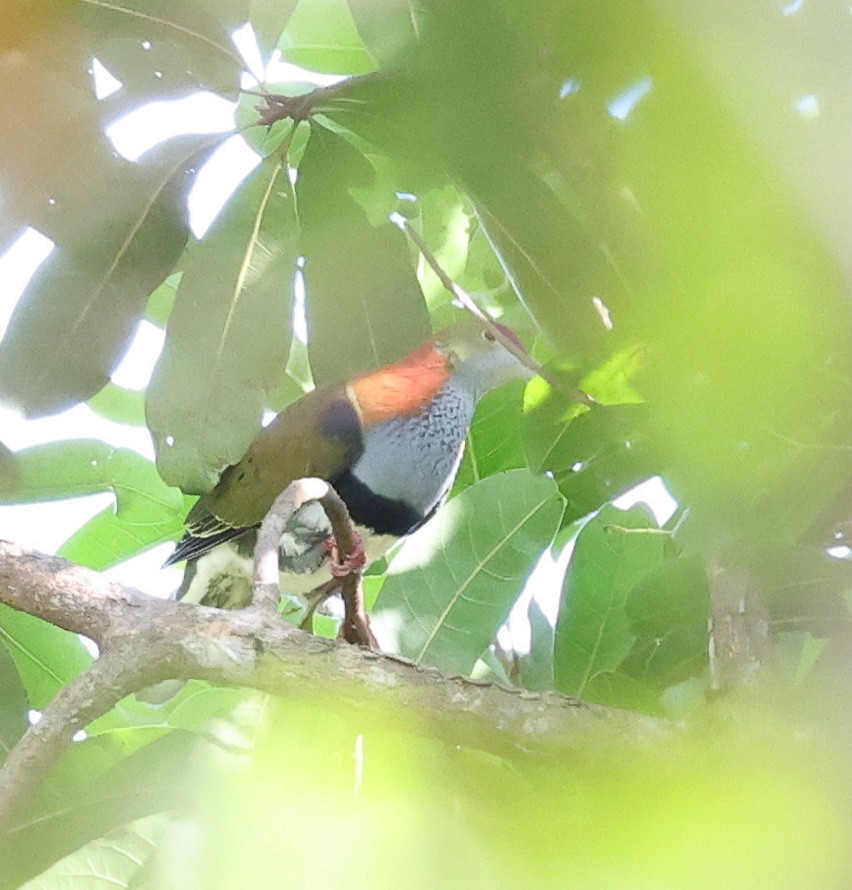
[324,532,367,577]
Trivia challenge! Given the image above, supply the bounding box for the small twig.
[400,219,596,409]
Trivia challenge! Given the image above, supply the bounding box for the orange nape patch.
[348,342,450,427]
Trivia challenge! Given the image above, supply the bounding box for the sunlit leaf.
[0,441,182,511]
[373,469,564,674]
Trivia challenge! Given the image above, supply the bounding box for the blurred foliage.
[1,0,852,884]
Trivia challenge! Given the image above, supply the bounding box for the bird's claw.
[325,533,367,577]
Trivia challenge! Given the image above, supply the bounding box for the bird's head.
[433,322,536,400]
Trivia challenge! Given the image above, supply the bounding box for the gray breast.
[351,383,475,515]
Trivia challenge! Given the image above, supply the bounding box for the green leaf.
[0,137,217,417]
[17,812,169,890]
[0,440,184,568]
[524,395,659,523]
[145,273,180,327]
[58,494,192,571]
[582,671,664,717]
[620,555,710,688]
[0,640,29,759]
[467,167,614,360]
[0,441,182,510]
[147,155,297,493]
[0,605,92,709]
[373,470,564,675]
[88,383,147,427]
[296,122,431,385]
[280,0,375,74]
[0,441,18,497]
[348,0,425,69]
[554,504,665,698]
[517,596,554,692]
[455,379,527,492]
[1,731,206,888]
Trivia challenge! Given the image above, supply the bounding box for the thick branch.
[0,537,663,834]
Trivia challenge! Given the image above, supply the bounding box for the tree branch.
[0,514,664,833]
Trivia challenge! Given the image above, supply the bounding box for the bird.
[164,321,533,613]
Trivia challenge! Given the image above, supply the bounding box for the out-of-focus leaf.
[70,0,247,102]
[0,605,92,709]
[279,0,375,74]
[147,155,297,493]
[0,137,220,417]
[554,504,665,698]
[145,274,180,327]
[87,383,147,427]
[525,393,658,522]
[469,168,615,359]
[296,122,430,386]
[0,442,19,497]
[0,641,28,759]
[250,0,299,60]
[454,379,526,492]
[409,185,470,308]
[620,555,710,688]
[372,470,564,675]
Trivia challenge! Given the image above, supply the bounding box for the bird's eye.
[482,328,496,342]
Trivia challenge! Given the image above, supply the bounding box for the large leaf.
[0,439,184,569]
[372,469,564,674]
[296,122,430,386]
[0,137,219,417]
[554,504,665,697]
[0,605,92,709]
[147,154,297,493]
